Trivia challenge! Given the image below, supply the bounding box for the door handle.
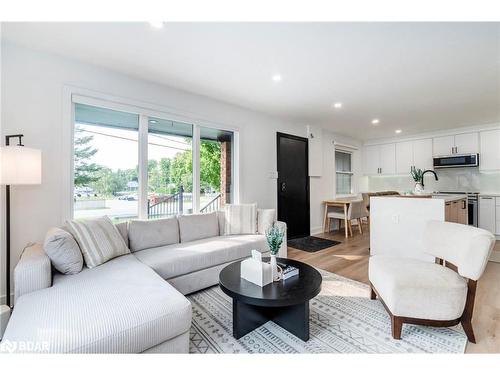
[280,182,286,192]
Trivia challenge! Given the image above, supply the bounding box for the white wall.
[309,130,363,234]
[0,41,361,300]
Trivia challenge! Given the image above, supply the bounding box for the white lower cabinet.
[479,196,496,234]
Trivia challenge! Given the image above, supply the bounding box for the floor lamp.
[0,135,41,308]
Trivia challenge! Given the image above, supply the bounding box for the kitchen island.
[397,193,468,224]
[369,194,468,262]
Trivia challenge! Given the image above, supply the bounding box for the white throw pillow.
[43,227,83,275]
[178,212,219,243]
[257,209,276,235]
[224,203,257,235]
[128,217,179,252]
[66,216,130,268]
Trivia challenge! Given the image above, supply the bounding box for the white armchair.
[369,221,495,342]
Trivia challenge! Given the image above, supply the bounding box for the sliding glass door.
[147,117,193,218]
[72,100,235,221]
[73,104,140,221]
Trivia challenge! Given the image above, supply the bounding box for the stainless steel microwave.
[433,153,479,169]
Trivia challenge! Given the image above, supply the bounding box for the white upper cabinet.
[480,129,500,171]
[363,143,395,175]
[433,135,455,156]
[454,132,479,154]
[363,145,381,175]
[433,132,479,156]
[413,138,434,170]
[395,141,414,174]
[379,143,396,175]
[306,125,323,176]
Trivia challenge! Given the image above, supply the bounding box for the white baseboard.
[310,226,324,236]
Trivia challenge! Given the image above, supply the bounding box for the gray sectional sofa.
[2,212,286,353]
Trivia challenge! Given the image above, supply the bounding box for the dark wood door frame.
[276,132,310,239]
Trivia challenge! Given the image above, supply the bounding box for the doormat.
[288,236,340,252]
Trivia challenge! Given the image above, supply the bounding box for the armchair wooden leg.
[391,316,403,340]
[370,287,376,300]
[461,318,476,344]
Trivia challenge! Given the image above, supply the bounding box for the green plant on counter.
[410,166,424,183]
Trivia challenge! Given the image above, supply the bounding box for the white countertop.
[398,193,467,202]
[479,193,500,197]
[430,194,468,202]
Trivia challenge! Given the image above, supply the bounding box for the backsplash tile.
[366,169,500,193]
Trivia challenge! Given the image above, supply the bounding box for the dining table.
[322,197,364,238]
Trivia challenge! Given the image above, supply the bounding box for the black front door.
[277,132,310,239]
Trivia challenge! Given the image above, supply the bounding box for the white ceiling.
[2,22,499,140]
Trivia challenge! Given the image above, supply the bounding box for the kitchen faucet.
[421,169,438,188]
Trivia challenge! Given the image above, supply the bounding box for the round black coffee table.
[219,257,322,341]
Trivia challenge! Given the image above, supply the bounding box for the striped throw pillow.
[66,216,130,268]
[224,203,257,235]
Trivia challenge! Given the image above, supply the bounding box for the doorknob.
[280,182,287,192]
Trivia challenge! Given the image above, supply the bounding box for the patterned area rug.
[187,269,467,353]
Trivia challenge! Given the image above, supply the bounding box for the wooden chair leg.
[348,221,353,237]
[461,318,476,344]
[358,219,363,234]
[370,287,376,300]
[391,316,403,339]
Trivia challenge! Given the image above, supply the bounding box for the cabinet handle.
[481,197,493,200]
[380,168,382,174]
[462,200,466,209]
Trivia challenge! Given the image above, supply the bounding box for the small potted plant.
[265,224,285,281]
[410,166,425,194]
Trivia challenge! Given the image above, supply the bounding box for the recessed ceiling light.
[371,119,380,125]
[395,129,402,134]
[272,74,282,82]
[333,102,343,109]
[149,21,164,29]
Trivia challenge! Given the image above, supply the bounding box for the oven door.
[468,197,478,227]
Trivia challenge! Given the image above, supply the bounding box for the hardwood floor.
[287,227,500,353]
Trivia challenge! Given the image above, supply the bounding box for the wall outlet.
[391,214,400,224]
[269,171,278,179]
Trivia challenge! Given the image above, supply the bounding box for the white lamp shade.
[0,146,42,185]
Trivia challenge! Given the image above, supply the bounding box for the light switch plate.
[391,214,400,224]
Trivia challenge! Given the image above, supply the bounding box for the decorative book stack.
[278,262,299,280]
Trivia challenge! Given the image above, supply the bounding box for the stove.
[438,191,479,227]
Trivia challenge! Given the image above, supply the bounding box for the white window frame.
[62,86,240,221]
[334,145,357,198]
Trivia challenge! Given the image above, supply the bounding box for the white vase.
[270,254,279,281]
[414,182,425,194]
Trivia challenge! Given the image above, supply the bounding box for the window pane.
[74,104,139,222]
[335,150,351,172]
[147,117,193,219]
[199,127,234,213]
[336,173,352,195]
